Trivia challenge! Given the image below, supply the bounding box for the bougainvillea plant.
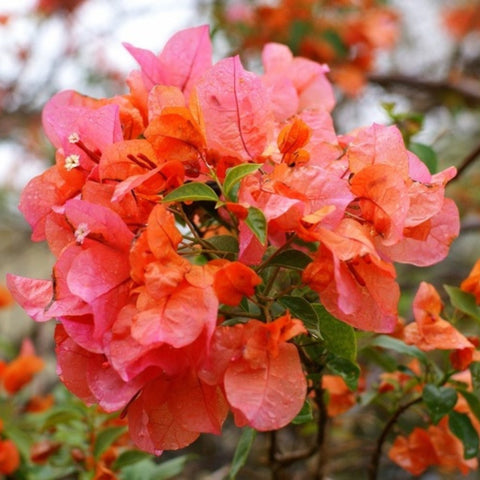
[205,0,399,95]
[7,25,480,478]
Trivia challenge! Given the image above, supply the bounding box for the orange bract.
[460,259,480,304]
[213,261,261,306]
[1,340,44,394]
[322,375,356,416]
[0,285,13,308]
[389,418,478,475]
[403,282,475,353]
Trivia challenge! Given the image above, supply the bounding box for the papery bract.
[404,282,475,352]
[322,375,356,416]
[213,260,261,306]
[194,56,274,160]
[124,25,212,97]
[203,316,307,431]
[303,219,399,332]
[461,259,480,304]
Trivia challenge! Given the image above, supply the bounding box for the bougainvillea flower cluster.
[7,25,459,454]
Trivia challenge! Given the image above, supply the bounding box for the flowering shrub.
[7,24,480,478]
[206,0,399,95]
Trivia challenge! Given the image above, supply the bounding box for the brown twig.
[368,73,480,105]
[452,141,480,181]
[367,397,422,480]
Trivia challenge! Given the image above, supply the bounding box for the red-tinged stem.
[367,396,422,480]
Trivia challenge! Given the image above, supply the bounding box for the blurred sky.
[0,0,203,188]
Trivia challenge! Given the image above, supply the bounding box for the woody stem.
[367,396,422,480]
[313,377,329,480]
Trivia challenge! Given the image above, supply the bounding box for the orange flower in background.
[30,440,62,465]
[389,418,478,475]
[213,0,399,96]
[388,427,437,476]
[25,394,55,413]
[0,285,13,308]
[460,259,480,304]
[322,375,356,416]
[443,5,480,39]
[378,359,421,394]
[0,439,20,475]
[1,339,44,394]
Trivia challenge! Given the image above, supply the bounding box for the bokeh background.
[2,0,480,478]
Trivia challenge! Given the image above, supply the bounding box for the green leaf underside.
[162,182,219,203]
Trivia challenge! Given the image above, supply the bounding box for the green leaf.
[289,19,312,54]
[93,426,127,459]
[162,182,219,203]
[449,410,479,459]
[41,406,85,429]
[369,335,429,364]
[458,389,480,423]
[361,345,398,372]
[245,207,267,245]
[423,384,458,424]
[4,425,31,459]
[312,304,356,362]
[113,450,152,470]
[205,235,239,259]
[223,163,261,200]
[291,400,314,425]
[321,29,348,57]
[327,355,361,391]
[268,249,312,271]
[444,285,480,322]
[470,362,480,395]
[120,455,195,480]
[278,296,321,338]
[229,427,257,480]
[410,142,437,174]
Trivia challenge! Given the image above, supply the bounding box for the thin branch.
[451,141,480,181]
[367,396,422,480]
[368,73,480,105]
